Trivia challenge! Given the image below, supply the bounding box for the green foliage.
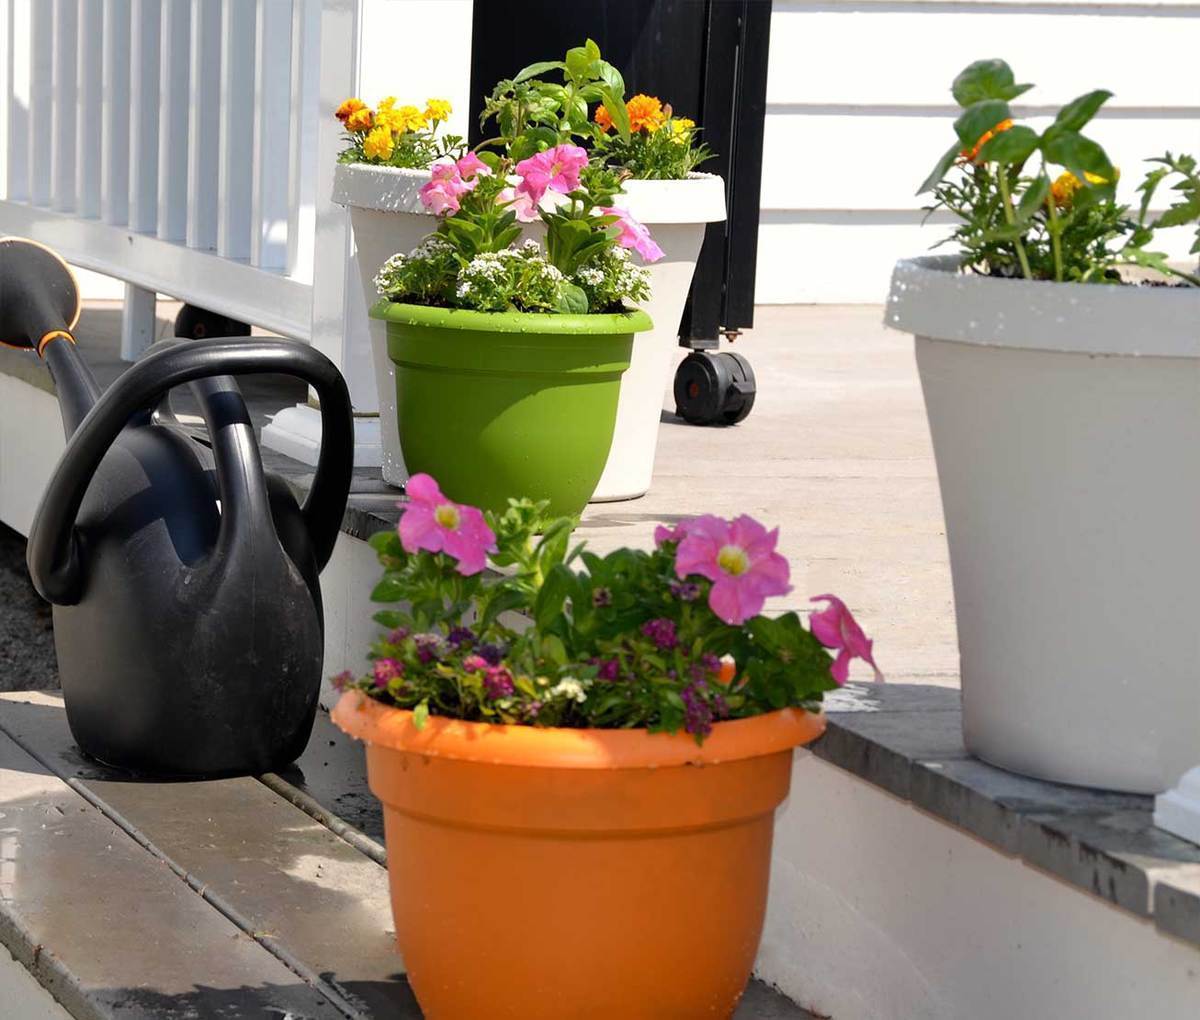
[921,59,1199,286]
[591,118,713,180]
[335,502,836,741]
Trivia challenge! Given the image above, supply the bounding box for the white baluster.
[286,0,318,281]
[101,0,131,224]
[50,0,77,211]
[129,0,162,234]
[186,0,220,251]
[75,0,103,218]
[157,0,190,241]
[216,0,255,260]
[251,0,292,270]
[0,0,13,202]
[27,0,51,206]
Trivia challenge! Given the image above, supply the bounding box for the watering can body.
[2,238,353,776]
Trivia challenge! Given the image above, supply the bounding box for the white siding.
[759,0,1200,304]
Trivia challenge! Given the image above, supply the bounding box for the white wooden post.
[157,0,191,241]
[75,0,104,219]
[50,0,77,211]
[101,0,131,224]
[216,0,255,260]
[129,0,162,234]
[251,0,293,270]
[27,0,51,206]
[186,0,220,251]
[120,282,157,361]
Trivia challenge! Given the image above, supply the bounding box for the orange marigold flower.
[594,103,613,133]
[962,118,1014,163]
[626,93,666,133]
[335,97,366,124]
[346,107,373,132]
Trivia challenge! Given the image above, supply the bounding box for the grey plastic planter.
[888,255,1200,794]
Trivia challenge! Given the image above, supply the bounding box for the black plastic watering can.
[2,237,353,776]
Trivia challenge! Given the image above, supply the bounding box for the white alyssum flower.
[548,677,589,703]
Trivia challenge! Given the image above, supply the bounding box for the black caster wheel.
[174,304,251,341]
[673,350,757,426]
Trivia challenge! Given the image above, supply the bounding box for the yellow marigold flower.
[377,96,397,112]
[594,103,613,133]
[1051,168,1120,208]
[335,97,366,124]
[363,125,394,162]
[626,94,666,133]
[669,117,695,144]
[388,105,428,135]
[962,118,1013,163]
[425,98,452,123]
[346,107,374,132]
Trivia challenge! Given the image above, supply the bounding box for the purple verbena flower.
[386,627,410,645]
[331,670,354,692]
[447,626,476,648]
[641,617,678,650]
[670,580,702,602]
[413,632,444,664]
[592,657,620,681]
[681,682,714,739]
[373,658,404,689]
[478,642,505,666]
[483,666,515,700]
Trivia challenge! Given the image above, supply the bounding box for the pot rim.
[331,690,825,769]
[333,161,726,223]
[370,299,653,335]
[887,254,1200,357]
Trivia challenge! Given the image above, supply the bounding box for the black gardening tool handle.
[0,238,80,352]
[28,337,353,605]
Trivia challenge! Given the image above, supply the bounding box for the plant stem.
[1044,177,1064,283]
[997,170,1034,280]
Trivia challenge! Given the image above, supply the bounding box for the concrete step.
[0,691,816,1019]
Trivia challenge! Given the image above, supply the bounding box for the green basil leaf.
[1042,130,1114,181]
[951,59,1033,107]
[1016,176,1051,223]
[555,281,589,314]
[977,124,1040,166]
[513,60,566,84]
[1053,89,1112,132]
[917,141,963,195]
[954,99,1011,148]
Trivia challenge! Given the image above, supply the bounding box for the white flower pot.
[888,255,1200,794]
[332,163,725,497]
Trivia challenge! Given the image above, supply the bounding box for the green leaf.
[367,529,401,555]
[370,574,406,603]
[917,141,963,195]
[951,60,1033,107]
[953,100,1011,148]
[565,44,595,81]
[513,60,566,84]
[1137,166,1170,225]
[595,60,624,97]
[1154,197,1200,229]
[976,124,1040,166]
[413,700,430,729]
[554,282,589,314]
[372,610,405,629]
[1053,89,1112,133]
[533,564,573,630]
[600,86,630,141]
[1016,176,1051,222]
[1042,130,1113,181]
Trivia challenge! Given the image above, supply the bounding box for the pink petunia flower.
[654,521,690,546]
[515,144,588,203]
[497,186,541,223]
[418,161,474,216]
[398,474,496,576]
[455,152,491,180]
[673,514,791,625]
[809,595,884,686]
[373,658,404,689]
[599,206,664,263]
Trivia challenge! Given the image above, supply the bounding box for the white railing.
[0,0,325,353]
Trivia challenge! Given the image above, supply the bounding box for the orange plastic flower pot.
[332,691,826,1019]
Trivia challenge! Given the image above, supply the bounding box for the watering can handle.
[27,337,353,606]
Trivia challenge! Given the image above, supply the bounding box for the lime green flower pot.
[371,302,653,516]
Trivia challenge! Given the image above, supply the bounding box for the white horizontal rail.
[1,0,321,340]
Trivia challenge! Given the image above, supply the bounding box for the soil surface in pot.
[0,524,57,690]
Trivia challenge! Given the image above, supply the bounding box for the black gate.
[467,0,772,347]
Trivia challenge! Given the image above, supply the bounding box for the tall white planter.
[332,163,725,497]
[888,255,1200,795]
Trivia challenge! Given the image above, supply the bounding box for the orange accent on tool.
[37,330,76,358]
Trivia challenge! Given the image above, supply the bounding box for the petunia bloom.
[654,521,690,546]
[497,186,541,222]
[398,473,496,575]
[673,514,791,625]
[515,144,588,203]
[809,595,884,686]
[455,152,490,180]
[373,658,404,689]
[418,162,472,216]
[599,207,664,263]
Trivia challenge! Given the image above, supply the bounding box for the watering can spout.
[0,237,97,435]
